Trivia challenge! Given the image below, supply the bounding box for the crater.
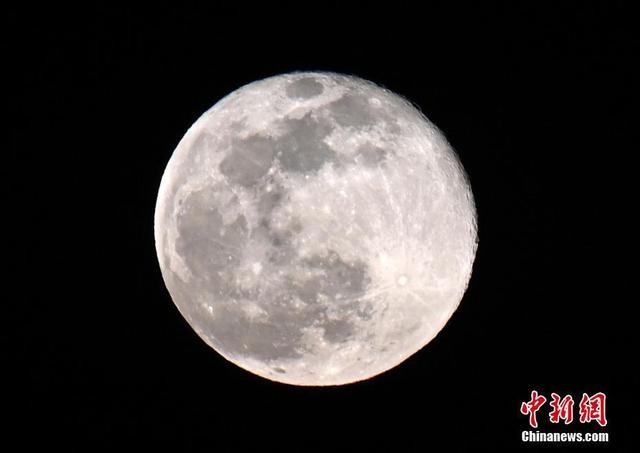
[339,143,388,167]
[285,77,324,99]
[356,143,388,166]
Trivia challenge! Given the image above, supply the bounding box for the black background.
[9,2,637,451]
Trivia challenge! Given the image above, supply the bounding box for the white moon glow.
[154,72,478,386]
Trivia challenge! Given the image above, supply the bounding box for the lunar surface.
[154,72,478,386]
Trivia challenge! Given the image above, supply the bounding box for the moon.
[154,72,478,386]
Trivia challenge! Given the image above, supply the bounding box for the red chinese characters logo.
[579,392,607,426]
[520,390,546,428]
[549,393,574,424]
[520,391,607,427]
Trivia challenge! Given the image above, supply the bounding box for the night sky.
[10,3,636,451]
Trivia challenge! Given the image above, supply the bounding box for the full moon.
[154,72,478,386]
